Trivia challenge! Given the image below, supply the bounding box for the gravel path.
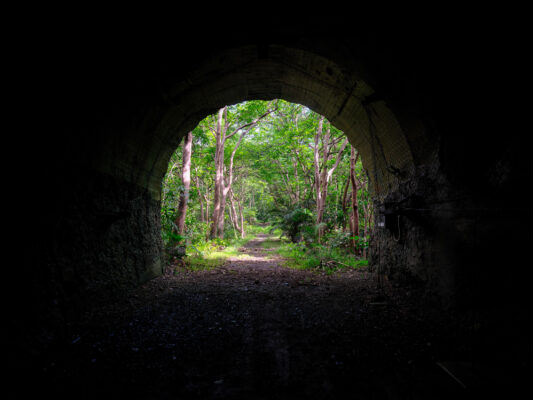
[23,234,471,399]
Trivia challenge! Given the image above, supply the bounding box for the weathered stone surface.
[23,167,163,344]
[10,20,528,359]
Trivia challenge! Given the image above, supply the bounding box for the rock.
[169,246,186,259]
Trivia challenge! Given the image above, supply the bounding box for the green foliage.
[247,224,274,234]
[276,241,368,273]
[269,207,314,243]
[182,233,256,270]
[320,231,370,252]
[161,99,374,272]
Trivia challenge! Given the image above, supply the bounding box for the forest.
[161,100,374,272]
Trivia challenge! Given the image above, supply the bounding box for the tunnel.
[9,17,529,398]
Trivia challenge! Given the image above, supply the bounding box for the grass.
[181,233,257,271]
[246,224,271,234]
[177,224,281,271]
[260,237,285,249]
[247,224,283,237]
[274,241,368,273]
[174,224,368,275]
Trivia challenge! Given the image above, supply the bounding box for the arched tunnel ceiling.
[26,17,511,208]
[91,44,418,201]
[12,16,528,325]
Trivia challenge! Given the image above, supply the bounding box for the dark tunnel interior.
[6,15,530,399]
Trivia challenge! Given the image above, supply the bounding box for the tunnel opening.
[160,99,375,277]
[10,26,530,399]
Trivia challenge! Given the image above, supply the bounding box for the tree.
[349,146,360,254]
[311,116,349,242]
[209,102,277,238]
[161,99,373,261]
[175,131,193,235]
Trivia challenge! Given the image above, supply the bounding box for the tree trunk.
[216,169,228,238]
[198,187,205,223]
[193,172,206,223]
[237,196,245,239]
[313,118,349,243]
[205,185,210,224]
[293,159,300,205]
[227,203,239,239]
[361,178,373,259]
[210,103,276,239]
[229,189,243,238]
[341,174,350,232]
[350,146,360,255]
[313,117,325,242]
[209,107,226,239]
[175,131,193,235]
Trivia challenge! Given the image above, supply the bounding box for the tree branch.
[224,106,277,141]
[326,137,349,183]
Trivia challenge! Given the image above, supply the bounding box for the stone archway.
[75,43,431,302]
[17,20,526,334]
[9,18,530,399]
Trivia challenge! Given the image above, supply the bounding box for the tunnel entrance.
[13,24,529,399]
[161,100,374,276]
[44,99,465,398]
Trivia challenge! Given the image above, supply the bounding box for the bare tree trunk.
[348,204,355,240]
[313,117,324,242]
[198,189,205,223]
[175,131,193,235]
[362,178,373,259]
[205,185,210,224]
[237,196,245,238]
[362,212,368,259]
[193,172,206,223]
[341,174,350,232]
[227,203,239,239]
[229,188,243,238]
[217,173,228,237]
[334,179,339,230]
[216,104,276,239]
[313,117,349,243]
[317,124,330,240]
[209,103,276,239]
[209,107,226,239]
[293,159,300,204]
[350,146,360,255]
[227,201,235,231]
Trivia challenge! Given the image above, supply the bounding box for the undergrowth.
[180,234,256,271]
[275,241,368,274]
[170,224,368,275]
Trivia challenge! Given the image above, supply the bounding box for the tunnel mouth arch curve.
[94,44,419,205]
[34,39,463,322]
[66,41,444,306]
[13,26,530,397]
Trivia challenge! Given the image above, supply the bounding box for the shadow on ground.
[12,235,526,399]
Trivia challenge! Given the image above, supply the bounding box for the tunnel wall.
[12,21,528,353]
[16,167,163,350]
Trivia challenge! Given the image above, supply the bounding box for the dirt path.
[28,234,470,399]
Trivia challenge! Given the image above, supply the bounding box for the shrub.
[270,207,314,243]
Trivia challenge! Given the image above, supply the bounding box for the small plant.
[180,232,258,270]
[269,207,314,243]
[274,235,368,273]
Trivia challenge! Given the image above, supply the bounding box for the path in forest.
[229,232,287,271]
[28,233,468,399]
